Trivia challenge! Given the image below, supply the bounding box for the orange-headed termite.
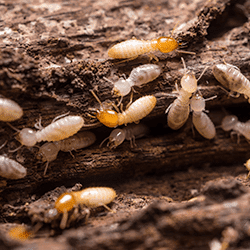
[8,225,32,241]
[0,156,27,179]
[190,93,216,139]
[53,187,116,229]
[0,97,23,122]
[166,58,208,130]
[90,90,157,128]
[38,131,96,175]
[212,63,250,102]
[100,123,149,149]
[108,36,180,61]
[221,115,250,143]
[109,64,161,97]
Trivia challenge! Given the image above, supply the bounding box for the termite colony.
[1,26,250,238]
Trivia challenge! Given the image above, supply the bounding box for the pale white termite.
[0,156,27,179]
[166,58,207,130]
[101,123,149,149]
[212,63,250,102]
[11,115,85,147]
[0,97,23,122]
[221,115,250,143]
[38,131,96,175]
[190,94,216,139]
[52,187,116,229]
[110,64,161,97]
[90,90,157,128]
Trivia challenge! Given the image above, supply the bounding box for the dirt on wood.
[0,0,250,249]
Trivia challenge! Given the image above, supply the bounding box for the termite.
[90,90,157,128]
[221,115,250,142]
[212,63,250,102]
[166,58,208,130]
[108,36,180,61]
[38,131,96,175]
[100,123,149,149]
[52,187,116,229]
[9,115,85,147]
[190,93,216,139]
[0,156,27,179]
[0,97,23,122]
[8,225,32,241]
[109,64,161,97]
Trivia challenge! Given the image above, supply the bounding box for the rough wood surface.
[0,0,250,249]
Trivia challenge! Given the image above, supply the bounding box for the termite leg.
[60,211,69,230]
[52,111,71,123]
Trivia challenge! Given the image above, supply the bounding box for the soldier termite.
[166,58,208,130]
[108,64,161,98]
[0,97,23,122]
[37,131,96,175]
[90,90,157,128]
[108,35,195,61]
[100,123,149,149]
[51,187,116,229]
[8,115,85,148]
[221,115,250,143]
[190,93,217,139]
[0,156,27,179]
[212,63,250,102]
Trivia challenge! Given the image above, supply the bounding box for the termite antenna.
[205,95,217,102]
[181,57,187,74]
[197,66,209,82]
[9,144,23,153]
[90,90,103,107]
[99,136,109,148]
[7,122,20,132]
[176,50,196,55]
[52,111,71,123]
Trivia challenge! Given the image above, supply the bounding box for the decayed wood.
[0,0,249,199]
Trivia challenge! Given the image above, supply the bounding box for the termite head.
[155,36,179,53]
[9,225,32,241]
[180,73,197,93]
[190,94,205,112]
[108,128,126,149]
[212,64,230,89]
[55,192,76,213]
[37,142,59,163]
[17,128,37,147]
[221,115,238,131]
[113,79,131,97]
[96,109,119,128]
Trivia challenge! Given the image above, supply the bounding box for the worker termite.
[0,156,27,179]
[0,97,23,122]
[166,58,208,130]
[90,90,157,128]
[212,63,250,102]
[100,123,149,149]
[109,64,161,98]
[9,115,85,147]
[190,93,217,139]
[50,187,116,229]
[38,131,96,175]
[221,115,250,143]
